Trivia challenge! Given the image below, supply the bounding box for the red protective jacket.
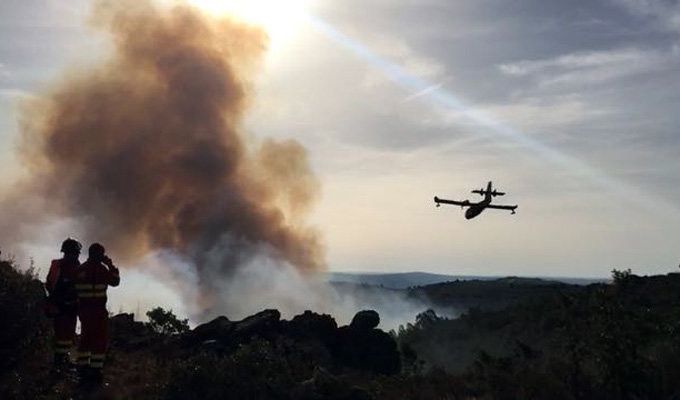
[75,260,120,307]
[45,258,80,306]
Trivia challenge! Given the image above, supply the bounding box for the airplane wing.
[486,204,518,214]
[434,196,470,207]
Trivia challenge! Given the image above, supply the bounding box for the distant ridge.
[328,271,606,289]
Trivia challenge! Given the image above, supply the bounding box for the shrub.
[146,307,189,335]
[0,258,51,399]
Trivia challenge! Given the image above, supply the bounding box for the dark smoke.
[1,0,324,315]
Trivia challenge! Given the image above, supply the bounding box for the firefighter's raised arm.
[102,256,120,287]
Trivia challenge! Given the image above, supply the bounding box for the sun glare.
[187,0,310,49]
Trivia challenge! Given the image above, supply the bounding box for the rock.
[286,310,338,341]
[334,310,401,375]
[232,309,281,338]
[181,308,399,375]
[189,316,233,343]
[180,315,233,349]
[350,310,380,331]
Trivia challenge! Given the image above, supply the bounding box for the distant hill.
[409,276,584,312]
[328,271,605,289]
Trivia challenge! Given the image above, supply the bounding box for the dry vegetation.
[3,258,680,399]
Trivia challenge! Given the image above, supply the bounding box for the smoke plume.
[1,0,324,316]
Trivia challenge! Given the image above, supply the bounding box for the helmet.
[88,243,106,259]
[60,238,82,255]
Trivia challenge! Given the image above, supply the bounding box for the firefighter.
[75,243,120,383]
[45,238,82,370]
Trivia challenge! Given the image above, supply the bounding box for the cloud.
[499,48,651,76]
[358,35,447,90]
[498,47,679,87]
[613,0,680,32]
[481,96,611,133]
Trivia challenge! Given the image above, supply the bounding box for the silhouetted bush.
[164,339,313,400]
[397,271,680,399]
[0,258,51,399]
[146,306,189,335]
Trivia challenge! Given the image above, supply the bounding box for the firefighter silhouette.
[45,238,82,370]
[75,243,120,383]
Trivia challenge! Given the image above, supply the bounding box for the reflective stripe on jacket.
[75,260,120,306]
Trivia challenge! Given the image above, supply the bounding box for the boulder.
[180,309,400,375]
[286,310,338,341]
[191,316,233,341]
[349,310,380,331]
[180,315,233,349]
[334,310,401,375]
[231,309,281,340]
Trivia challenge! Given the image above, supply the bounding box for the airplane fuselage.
[465,204,485,219]
[464,196,491,219]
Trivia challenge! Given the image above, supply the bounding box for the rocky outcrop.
[231,309,281,340]
[188,315,233,345]
[111,308,401,375]
[183,309,401,374]
[335,310,401,375]
[349,310,380,330]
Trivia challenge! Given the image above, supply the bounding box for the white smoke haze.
[108,252,452,330]
[189,255,455,330]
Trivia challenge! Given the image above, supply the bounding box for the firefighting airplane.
[434,181,518,220]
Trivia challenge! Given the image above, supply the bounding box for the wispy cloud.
[499,48,649,76]
[483,96,611,132]
[360,35,447,89]
[498,47,678,86]
[613,0,680,32]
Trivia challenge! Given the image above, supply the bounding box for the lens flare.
[187,0,310,49]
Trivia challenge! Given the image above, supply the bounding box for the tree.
[146,307,189,335]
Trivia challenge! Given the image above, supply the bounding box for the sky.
[1,0,679,283]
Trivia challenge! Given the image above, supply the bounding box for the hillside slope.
[398,270,680,398]
[3,258,680,399]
